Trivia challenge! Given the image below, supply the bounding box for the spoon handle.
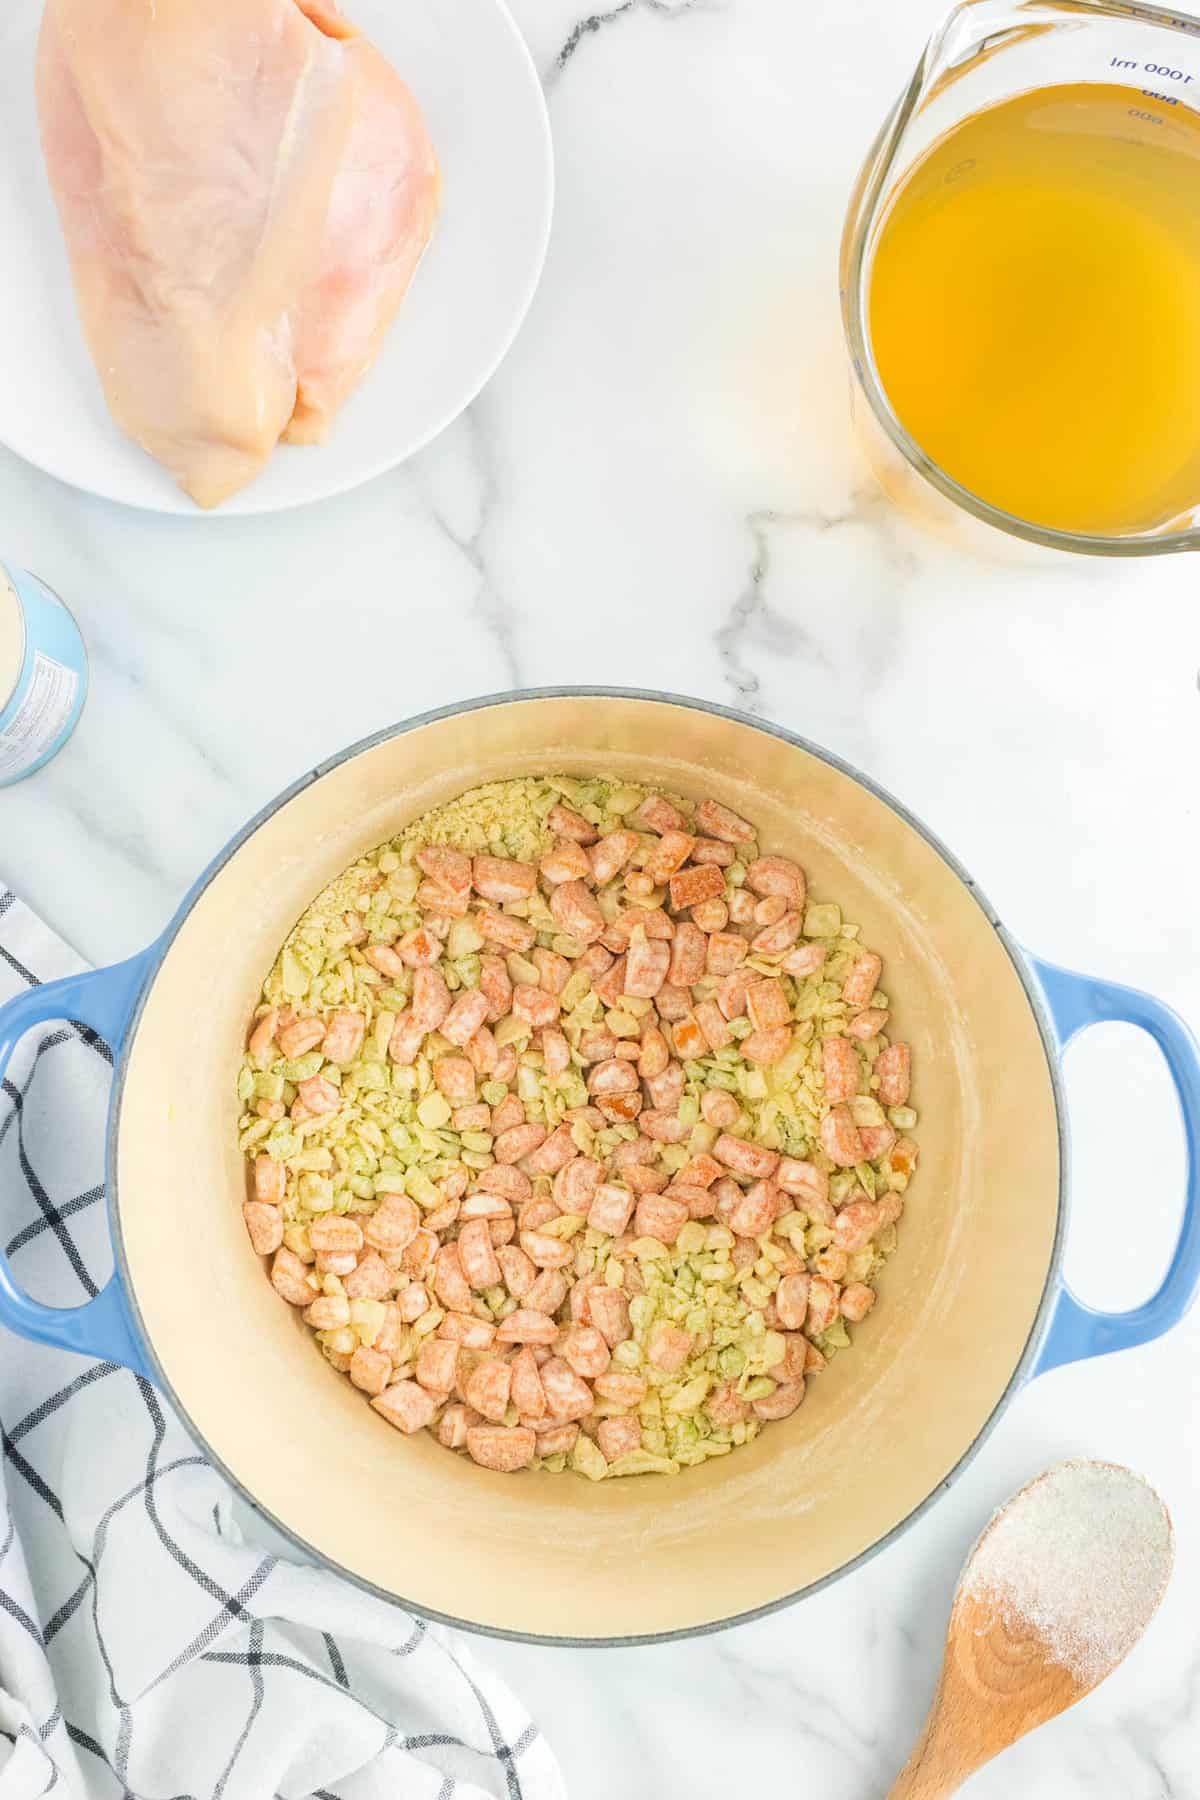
[888,1736,965,1797]
[886,1667,983,1799]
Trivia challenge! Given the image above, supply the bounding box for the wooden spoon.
[889,1460,1173,1798]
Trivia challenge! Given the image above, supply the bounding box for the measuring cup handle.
[0,953,156,1377]
[1028,955,1200,1378]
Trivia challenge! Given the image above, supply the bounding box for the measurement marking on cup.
[1113,54,1194,81]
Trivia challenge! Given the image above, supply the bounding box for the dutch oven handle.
[0,952,157,1380]
[1028,955,1200,1378]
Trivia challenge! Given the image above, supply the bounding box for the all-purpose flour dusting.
[963,1460,1173,1686]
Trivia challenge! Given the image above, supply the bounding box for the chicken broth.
[867,83,1200,537]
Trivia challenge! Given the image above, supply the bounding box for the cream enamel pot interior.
[2,690,1198,1644]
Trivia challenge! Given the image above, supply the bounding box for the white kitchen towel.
[0,888,565,1800]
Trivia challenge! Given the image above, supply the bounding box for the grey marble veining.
[1,0,1198,1794]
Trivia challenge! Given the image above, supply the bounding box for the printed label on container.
[0,651,79,780]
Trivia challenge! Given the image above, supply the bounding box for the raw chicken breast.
[37,0,439,508]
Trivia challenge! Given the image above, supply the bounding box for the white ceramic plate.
[0,0,553,516]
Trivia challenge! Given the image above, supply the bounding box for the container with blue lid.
[0,560,88,786]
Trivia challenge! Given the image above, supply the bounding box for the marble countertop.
[2,0,1198,1793]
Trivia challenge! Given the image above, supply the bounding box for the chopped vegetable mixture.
[237,776,919,1478]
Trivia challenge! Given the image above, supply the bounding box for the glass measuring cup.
[842,0,1200,556]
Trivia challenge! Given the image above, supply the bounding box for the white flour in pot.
[962,1460,1173,1686]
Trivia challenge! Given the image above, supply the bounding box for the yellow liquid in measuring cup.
[868,82,1200,537]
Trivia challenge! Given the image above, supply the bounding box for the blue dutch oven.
[0,690,1196,1642]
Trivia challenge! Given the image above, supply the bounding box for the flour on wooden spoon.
[961,1460,1173,1686]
